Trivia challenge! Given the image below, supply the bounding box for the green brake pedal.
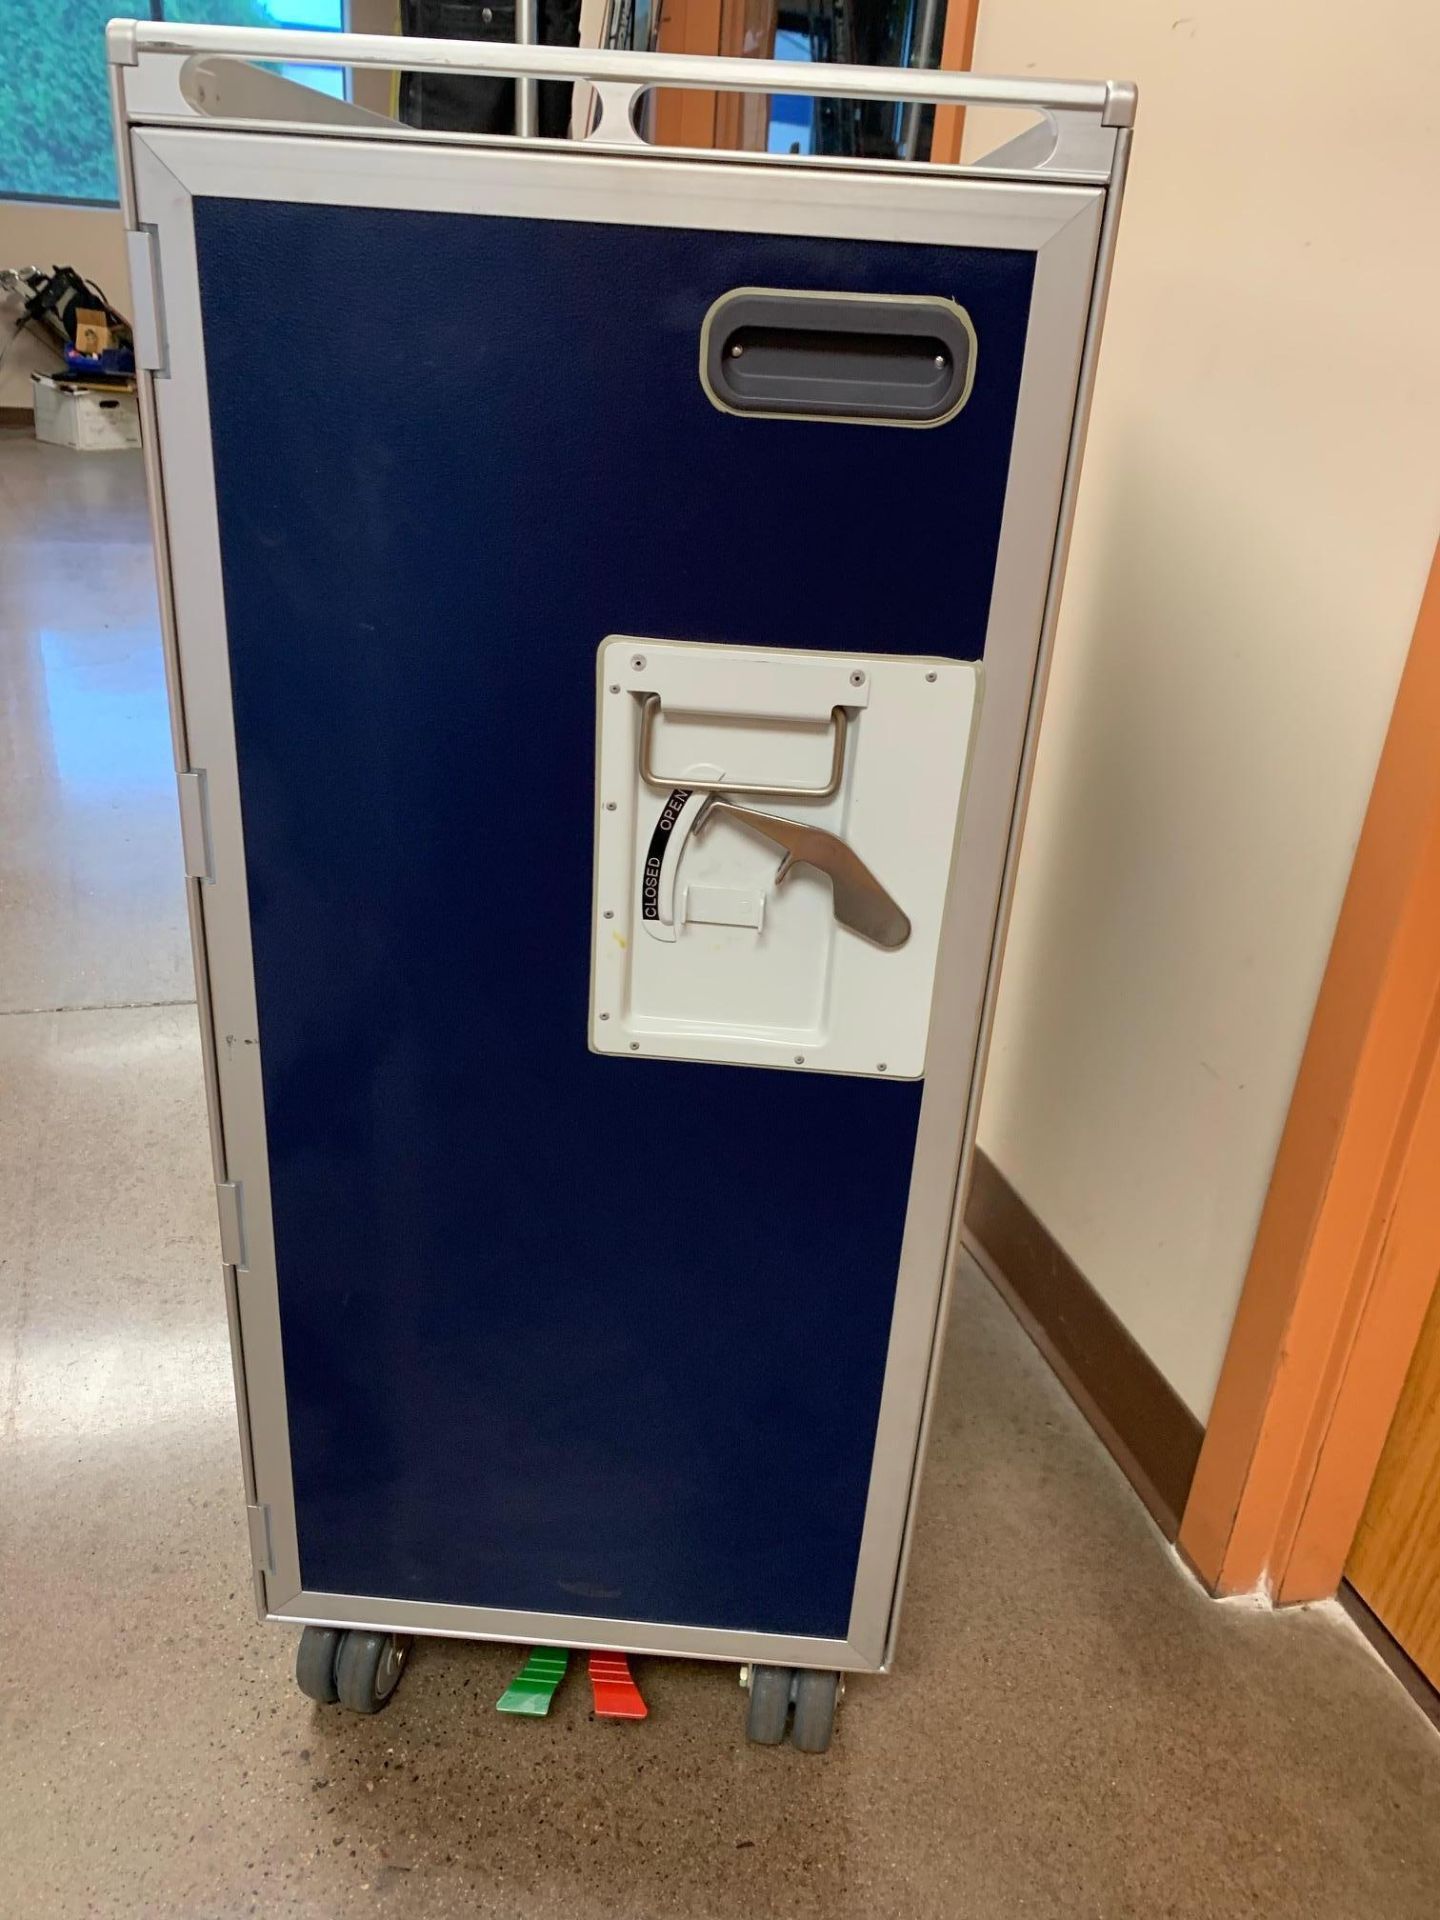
[496,1646,570,1715]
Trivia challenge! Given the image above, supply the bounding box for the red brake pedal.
[588,1652,648,1719]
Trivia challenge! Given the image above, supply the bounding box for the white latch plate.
[591,637,982,1079]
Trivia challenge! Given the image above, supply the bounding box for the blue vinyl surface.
[194,197,1035,1639]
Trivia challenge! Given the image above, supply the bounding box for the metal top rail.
[106,21,1137,129]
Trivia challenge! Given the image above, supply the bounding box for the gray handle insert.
[702,291,976,426]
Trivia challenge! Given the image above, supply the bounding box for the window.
[767,28,814,158]
[1,2,345,207]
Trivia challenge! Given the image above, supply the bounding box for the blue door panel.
[194,197,1035,1637]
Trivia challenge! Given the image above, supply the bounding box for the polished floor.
[2,427,1438,1919]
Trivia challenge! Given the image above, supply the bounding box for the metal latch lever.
[696,800,911,950]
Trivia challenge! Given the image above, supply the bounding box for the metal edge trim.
[108,82,225,1184]
[110,70,269,1584]
[1104,81,1139,129]
[110,111,1117,191]
[270,1591,877,1671]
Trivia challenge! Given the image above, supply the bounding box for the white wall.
[0,202,130,409]
[972,1,1440,1418]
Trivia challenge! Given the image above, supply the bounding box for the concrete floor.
[2,426,1438,1920]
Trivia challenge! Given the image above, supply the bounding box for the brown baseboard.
[1337,1581,1440,1730]
[0,407,34,428]
[962,1149,1204,1539]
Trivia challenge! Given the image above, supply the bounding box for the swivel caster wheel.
[745,1665,794,1745]
[791,1670,840,1754]
[744,1665,841,1753]
[335,1631,410,1714]
[295,1625,343,1704]
[295,1626,410,1714]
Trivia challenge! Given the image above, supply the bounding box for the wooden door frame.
[653,0,728,149]
[930,0,981,163]
[1180,541,1440,1604]
[654,0,980,154]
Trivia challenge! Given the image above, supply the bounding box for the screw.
[604,801,617,812]
[794,1054,806,1065]
[877,1062,888,1073]
[925,670,938,683]
[730,343,744,357]
[609,683,621,694]
[849,670,866,687]
[599,1012,610,1021]
[603,910,614,920]
[630,654,647,671]
[629,1042,640,1052]
[481,4,492,17]
[934,354,946,368]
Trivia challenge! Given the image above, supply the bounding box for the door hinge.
[176,768,214,882]
[246,1502,276,1577]
[124,225,168,376]
[216,1180,248,1271]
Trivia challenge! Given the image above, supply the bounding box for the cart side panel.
[193,198,1035,1639]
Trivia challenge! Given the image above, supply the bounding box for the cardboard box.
[32,373,140,453]
[72,308,113,357]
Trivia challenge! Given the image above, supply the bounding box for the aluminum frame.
[112,26,1132,1675]
[108,20,1135,183]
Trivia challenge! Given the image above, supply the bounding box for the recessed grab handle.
[701,290,976,426]
[638,693,849,799]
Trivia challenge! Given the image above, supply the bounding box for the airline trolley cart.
[110,21,1134,1754]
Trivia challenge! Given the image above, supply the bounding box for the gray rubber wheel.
[334,1631,409,1714]
[295,1625,342,1704]
[791,1670,840,1754]
[746,1665,794,1745]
